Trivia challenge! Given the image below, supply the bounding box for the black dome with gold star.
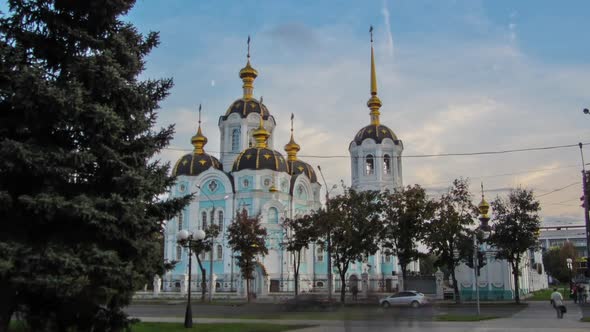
[232,113,288,173]
[287,159,317,183]
[232,147,288,173]
[173,153,222,177]
[353,124,400,145]
[172,106,223,177]
[221,97,271,121]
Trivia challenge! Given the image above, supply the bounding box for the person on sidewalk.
[551,288,565,319]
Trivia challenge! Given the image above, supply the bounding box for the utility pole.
[317,165,333,302]
[473,233,480,316]
[579,143,590,276]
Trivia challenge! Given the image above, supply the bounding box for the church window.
[385,251,391,263]
[301,248,307,263]
[208,180,218,192]
[218,211,224,231]
[316,247,324,262]
[383,154,391,174]
[263,178,271,187]
[231,128,240,152]
[297,185,304,197]
[176,246,182,260]
[365,155,375,175]
[217,245,223,260]
[268,207,279,224]
[201,211,207,230]
[242,178,250,188]
[178,213,184,231]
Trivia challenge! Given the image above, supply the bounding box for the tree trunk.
[294,251,301,299]
[0,284,16,332]
[196,256,206,303]
[512,261,520,304]
[450,265,460,303]
[340,272,347,303]
[400,264,407,292]
[246,278,251,303]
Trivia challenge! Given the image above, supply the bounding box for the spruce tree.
[0,1,189,330]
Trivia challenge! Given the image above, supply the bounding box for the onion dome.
[352,26,401,146]
[478,183,490,218]
[232,99,288,173]
[284,114,318,183]
[221,36,271,121]
[173,105,222,176]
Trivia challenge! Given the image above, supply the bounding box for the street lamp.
[177,229,206,328]
[566,257,573,294]
[317,165,337,302]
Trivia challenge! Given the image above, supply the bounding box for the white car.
[379,291,428,308]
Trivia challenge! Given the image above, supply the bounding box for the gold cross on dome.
[245,154,252,160]
[198,159,207,166]
[381,129,387,134]
[182,159,188,166]
[297,166,304,171]
[263,154,271,160]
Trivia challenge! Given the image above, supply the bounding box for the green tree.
[419,254,439,276]
[226,210,268,303]
[543,242,579,284]
[488,188,541,304]
[381,185,435,289]
[423,178,477,303]
[326,188,384,303]
[283,215,318,298]
[0,1,188,330]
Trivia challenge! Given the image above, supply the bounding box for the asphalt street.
[127,301,590,331]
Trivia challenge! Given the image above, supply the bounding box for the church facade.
[162,34,408,296]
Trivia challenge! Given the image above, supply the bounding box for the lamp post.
[567,257,573,297]
[317,165,337,302]
[177,229,206,328]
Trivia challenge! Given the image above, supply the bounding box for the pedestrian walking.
[551,288,566,319]
[573,285,578,304]
[578,285,584,304]
[351,285,358,301]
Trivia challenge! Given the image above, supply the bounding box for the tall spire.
[367,25,382,126]
[191,104,208,154]
[284,113,301,161]
[252,96,270,148]
[239,35,258,100]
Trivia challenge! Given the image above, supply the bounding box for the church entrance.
[250,263,266,296]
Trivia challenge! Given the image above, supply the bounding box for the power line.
[536,182,579,198]
[163,142,590,159]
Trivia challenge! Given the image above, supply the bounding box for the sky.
[127,0,590,224]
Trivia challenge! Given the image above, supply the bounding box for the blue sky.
[127,0,590,223]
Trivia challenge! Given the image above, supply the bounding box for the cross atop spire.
[247,35,251,59]
[284,113,301,161]
[370,25,374,43]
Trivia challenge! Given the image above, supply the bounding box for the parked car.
[379,291,428,308]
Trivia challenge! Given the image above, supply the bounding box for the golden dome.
[239,36,258,100]
[251,98,270,148]
[478,182,490,217]
[284,113,301,161]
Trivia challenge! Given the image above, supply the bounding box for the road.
[127,301,589,331]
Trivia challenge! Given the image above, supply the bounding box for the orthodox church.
[162,32,408,296]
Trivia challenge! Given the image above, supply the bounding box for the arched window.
[231,128,240,152]
[268,207,278,224]
[176,246,182,260]
[365,155,374,175]
[218,211,224,231]
[385,251,391,263]
[383,154,391,174]
[201,211,207,230]
[217,245,223,260]
[316,247,324,262]
[178,213,183,231]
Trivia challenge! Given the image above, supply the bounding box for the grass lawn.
[529,285,569,301]
[131,322,310,332]
[435,314,499,322]
[9,322,310,332]
[581,317,590,322]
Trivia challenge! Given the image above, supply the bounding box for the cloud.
[381,0,394,57]
[148,11,590,223]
